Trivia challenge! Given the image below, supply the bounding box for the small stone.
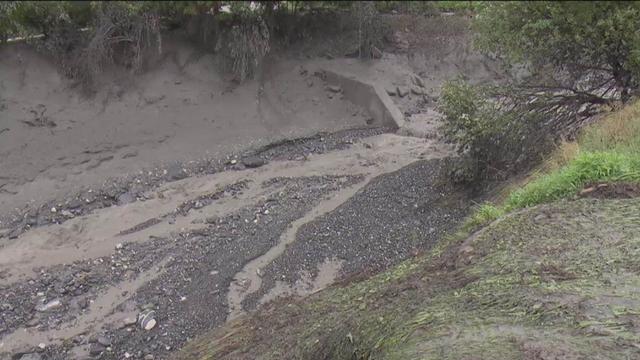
[38,343,46,349]
[50,207,57,213]
[256,268,263,277]
[327,85,342,93]
[580,187,595,196]
[124,352,132,358]
[89,343,106,356]
[396,87,409,98]
[144,355,155,360]
[96,335,112,347]
[117,192,136,205]
[115,243,124,250]
[411,74,425,88]
[7,227,21,239]
[386,88,397,96]
[241,156,266,168]
[19,354,42,360]
[165,163,187,181]
[77,298,89,310]
[229,159,237,165]
[61,210,74,218]
[36,299,62,312]
[123,317,137,327]
[144,318,157,331]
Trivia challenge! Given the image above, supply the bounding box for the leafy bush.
[466,100,640,229]
[439,78,549,183]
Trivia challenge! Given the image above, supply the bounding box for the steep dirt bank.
[179,197,640,360]
[0,40,372,218]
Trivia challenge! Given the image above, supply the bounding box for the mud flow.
[0,13,501,360]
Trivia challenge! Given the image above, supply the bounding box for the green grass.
[505,151,640,209]
[463,203,504,230]
[466,100,640,228]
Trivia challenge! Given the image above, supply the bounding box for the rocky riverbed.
[1,131,467,360]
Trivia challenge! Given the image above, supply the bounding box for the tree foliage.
[474,1,640,103]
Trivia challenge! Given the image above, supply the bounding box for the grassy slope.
[177,103,640,360]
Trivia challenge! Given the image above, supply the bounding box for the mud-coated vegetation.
[440,2,640,183]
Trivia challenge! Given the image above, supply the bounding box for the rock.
[232,163,246,171]
[89,343,106,356]
[8,227,21,239]
[327,85,342,93]
[396,87,409,98]
[71,298,89,310]
[371,46,383,59]
[411,86,424,95]
[61,210,74,218]
[144,318,157,331]
[123,317,137,327]
[580,187,595,196]
[411,75,425,88]
[35,299,62,312]
[96,335,111,347]
[117,192,136,205]
[229,159,237,165]
[165,163,187,181]
[386,88,397,96]
[205,216,218,224]
[50,207,57,213]
[19,354,42,360]
[241,157,266,168]
[67,198,84,209]
[115,243,124,250]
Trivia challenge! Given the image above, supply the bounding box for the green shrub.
[439,78,549,183]
[463,203,504,231]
